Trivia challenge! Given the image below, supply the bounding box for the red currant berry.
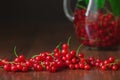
[112,65,119,71]
[62,43,69,50]
[14,57,21,63]
[75,64,80,69]
[61,49,68,56]
[101,65,107,71]
[84,65,91,70]
[22,66,28,72]
[78,53,84,58]
[11,65,18,72]
[16,64,23,70]
[70,50,76,57]
[53,48,59,53]
[19,55,25,62]
[4,64,11,71]
[108,56,115,63]
[71,57,77,64]
[54,52,61,58]
[104,60,110,65]
[25,61,32,67]
[35,56,42,61]
[36,65,43,71]
[65,54,72,60]
[51,66,57,72]
[46,55,53,61]
[79,63,84,69]
[69,64,75,70]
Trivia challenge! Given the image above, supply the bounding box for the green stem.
[51,42,62,55]
[56,42,62,49]
[76,4,86,9]
[14,46,18,57]
[67,36,71,46]
[76,44,83,56]
[32,54,39,58]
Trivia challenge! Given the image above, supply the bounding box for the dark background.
[0,0,79,58]
[0,0,75,26]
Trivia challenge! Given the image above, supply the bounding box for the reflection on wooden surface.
[0,69,120,80]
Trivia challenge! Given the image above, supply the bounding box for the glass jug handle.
[63,0,92,21]
[63,0,74,22]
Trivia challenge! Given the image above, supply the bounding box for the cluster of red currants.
[74,9,120,48]
[0,41,120,72]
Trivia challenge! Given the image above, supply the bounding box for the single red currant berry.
[61,49,68,56]
[95,58,101,63]
[101,65,107,71]
[44,61,50,66]
[95,62,100,67]
[78,53,84,58]
[89,56,95,61]
[22,66,28,72]
[36,65,43,71]
[33,63,38,70]
[70,50,76,57]
[25,61,32,67]
[69,64,75,70]
[104,60,110,65]
[75,64,80,69]
[90,61,95,66]
[57,60,65,68]
[46,66,51,71]
[35,56,42,61]
[80,58,86,63]
[54,52,61,58]
[51,61,58,67]
[41,53,47,59]
[16,64,23,70]
[112,65,119,71]
[14,57,21,63]
[108,56,115,63]
[19,55,25,62]
[71,57,77,64]
[11,65,18,72]
[62,56,67,61]
[99,62,104,67]
[51,66,57,72]
[53,48,59,53]
[46,55,53,61]
[79,63,84,69]
[65,54,72,60]
[84,65,91,70]
[4,64,11,71]
[65,60,71,65]
[62,43,69,50]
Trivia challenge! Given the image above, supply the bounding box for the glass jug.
[63,0,120,50]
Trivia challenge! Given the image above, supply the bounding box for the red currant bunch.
[0,37,120,72]
[74,9,120,48]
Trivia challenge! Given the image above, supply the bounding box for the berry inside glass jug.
[74,0,120,50]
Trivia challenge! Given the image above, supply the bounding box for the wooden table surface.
[0,22,120,80]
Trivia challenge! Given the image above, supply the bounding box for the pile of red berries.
[0,39,120,72]
[74,9,120,48]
